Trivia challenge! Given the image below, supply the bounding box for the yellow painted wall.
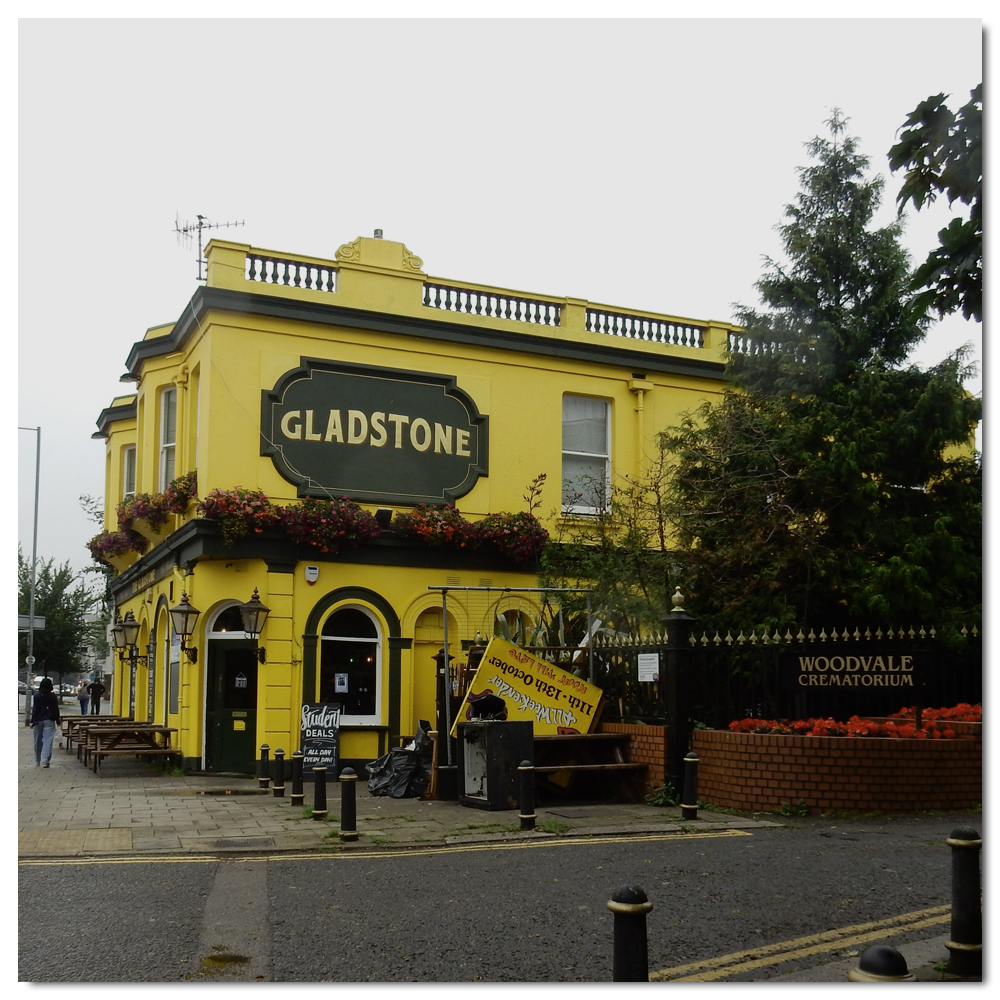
[96,235,730,770]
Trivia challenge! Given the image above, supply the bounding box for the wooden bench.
[61,716,129,752]
[83,726,178,773]
[91,746,180,774]
[532,733,648,802]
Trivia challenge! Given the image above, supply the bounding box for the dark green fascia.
[107,518,541,605]
[121,286,728,381]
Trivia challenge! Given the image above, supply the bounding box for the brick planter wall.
[692,728,982,815]
[598,722,668,791]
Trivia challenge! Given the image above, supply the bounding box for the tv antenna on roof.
[174,213,245,282]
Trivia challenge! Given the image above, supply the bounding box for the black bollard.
[290,750,305,807]
[257,744,270,790]
[945,827,982,976]
[518,760,536,831]
[681,751,699,820]
[339,767,358,841]
[848,944,915,982]
[312,766,328,820]
[607,885,653,982]
[272,749,286,797]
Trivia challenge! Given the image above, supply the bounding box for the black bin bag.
[366,723,432,798]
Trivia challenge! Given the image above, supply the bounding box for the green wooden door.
[206,641,258,774]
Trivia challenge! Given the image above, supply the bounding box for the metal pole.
[257,744,270,790]
[312,766,328,820]
[19,426,40,720]
[339,767,358,841]
[441,589,452,766]
[607,885,652,982]
[945,827,982,976]
[518,760,536,831]
[681,751,700,820]
[290,749,304,807]
[272,749,285,797]
[587,594,594,684]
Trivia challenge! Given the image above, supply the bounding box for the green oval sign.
[261,358,489,505]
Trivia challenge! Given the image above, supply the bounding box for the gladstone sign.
[262,358,488,505]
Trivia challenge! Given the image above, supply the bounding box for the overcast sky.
[17,15,983,581]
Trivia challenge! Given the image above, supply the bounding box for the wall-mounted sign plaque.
[262,358,489,505]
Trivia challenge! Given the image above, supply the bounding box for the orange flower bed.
[728,703,981,740]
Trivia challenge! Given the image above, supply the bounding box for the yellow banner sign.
[451,637,603,737]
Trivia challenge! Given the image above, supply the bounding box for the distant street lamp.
[18,425,41,719]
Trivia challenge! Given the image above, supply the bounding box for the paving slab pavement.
[17,706,980,982]
[17,706,782,858]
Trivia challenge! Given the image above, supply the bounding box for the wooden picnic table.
[84,724,179,774]
[61,716,130,753]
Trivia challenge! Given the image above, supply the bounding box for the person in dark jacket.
[87,679,106,715]
[28,678,61,767]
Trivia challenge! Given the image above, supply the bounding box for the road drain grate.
[214,837,275,848]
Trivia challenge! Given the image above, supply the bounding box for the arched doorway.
[205,603,259,774]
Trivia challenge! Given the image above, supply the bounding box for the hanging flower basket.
[115,472,199,539]
[86,529,148,570]
[117,492,171,535]
[162,471,198,514]
[392,505,478,549]
[279,497,381,554]
[197,487,280,546]
[474,511,549,564]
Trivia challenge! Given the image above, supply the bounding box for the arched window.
[211,605,248,634]
[320,607,381,723]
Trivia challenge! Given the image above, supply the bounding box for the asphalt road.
[18,812,976,983]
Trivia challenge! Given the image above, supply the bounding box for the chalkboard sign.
[301,702,341,778]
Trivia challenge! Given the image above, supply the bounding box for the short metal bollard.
[518,760,536,831]
[339,767,359,841]
[607,885,653,982]
[290,749,305,807]
[848,944,915,982]
[312,765,328,820]
[945,826,982,976]
[257,744,270,790]
[681,751,699,820]
[272,748,286,797]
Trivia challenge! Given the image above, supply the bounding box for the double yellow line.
[650,905,950,981]
[19,828,752,866]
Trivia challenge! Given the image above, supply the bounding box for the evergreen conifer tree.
[662,113,981,632]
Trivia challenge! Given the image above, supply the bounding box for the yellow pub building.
[92,234,733,774]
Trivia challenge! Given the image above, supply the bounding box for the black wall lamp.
[239,588,270,663]
[111,610,148,668]
[169,593,201,663]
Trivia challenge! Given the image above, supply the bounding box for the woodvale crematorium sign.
[451,637,603,737]
[261,358,488,505]
[784,648,928,690]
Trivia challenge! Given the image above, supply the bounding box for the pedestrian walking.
[76,679,90,716]
[28,678,61,767]
[87,678,106,715]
